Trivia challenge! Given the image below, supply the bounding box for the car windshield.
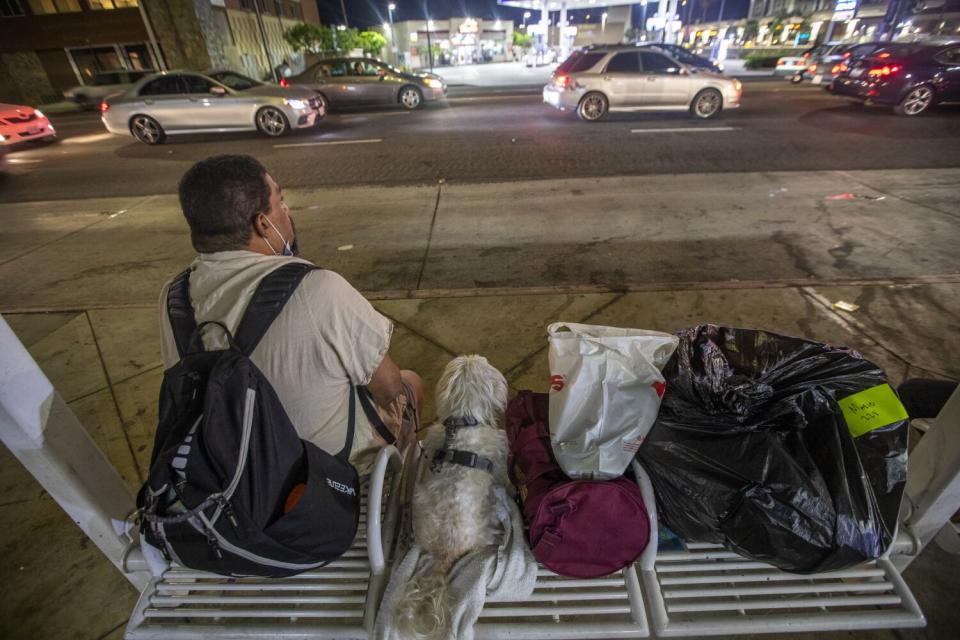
[209,72,262,90]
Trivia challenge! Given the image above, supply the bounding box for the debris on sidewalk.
[832,300,860,312]
[826,193,886,201]
[337,244,354,251]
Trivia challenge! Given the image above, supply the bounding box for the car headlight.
[283,98,307,110]
[0,134,6,142]
[35,109,45,119]
[424,78,443,89]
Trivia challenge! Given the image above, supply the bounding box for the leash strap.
[432,448,495,473]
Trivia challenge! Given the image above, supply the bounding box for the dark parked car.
[287,58,447,110]
[639,43,723,74]
[829,43,960,115]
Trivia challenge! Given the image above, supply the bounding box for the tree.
[358,31,387,57]
[284,23,325,53]
[512,31,532,48]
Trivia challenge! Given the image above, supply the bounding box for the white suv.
[543,45,742,121]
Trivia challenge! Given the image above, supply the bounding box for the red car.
[0,103,56,145]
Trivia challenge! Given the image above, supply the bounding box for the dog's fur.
[393,355,510,639]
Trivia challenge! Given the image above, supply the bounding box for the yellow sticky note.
[839,384,909,438]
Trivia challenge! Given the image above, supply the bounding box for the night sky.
[313,1,753,31]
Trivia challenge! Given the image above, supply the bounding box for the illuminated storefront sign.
[833,0,860,22]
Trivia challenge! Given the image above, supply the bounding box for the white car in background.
[100,70,324,145]
[0,103,56,145]
[543,45,741,121]
[63,70,155,109]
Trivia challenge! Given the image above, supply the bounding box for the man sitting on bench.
[159,154,422,473]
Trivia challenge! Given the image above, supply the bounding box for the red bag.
[506,391,650,578]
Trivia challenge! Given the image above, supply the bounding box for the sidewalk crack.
[84,311,145,484]
[415,181,443,290]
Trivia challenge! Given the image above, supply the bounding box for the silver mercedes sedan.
[543,45,742,121]
[100,70,324,144]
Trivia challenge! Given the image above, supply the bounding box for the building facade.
[0,0,320,106]
[681,0,960,49]
[376,17,515,70]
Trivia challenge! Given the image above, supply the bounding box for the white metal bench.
[2,315,955,639]
[633,462,927,637]
[122,444,408,639]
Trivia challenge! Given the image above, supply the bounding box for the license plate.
[812,74,823,85]
[850,68,864,78]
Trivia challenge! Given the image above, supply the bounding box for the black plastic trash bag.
[638,325,909,573]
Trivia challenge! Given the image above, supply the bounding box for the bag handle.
[234,262,317,357]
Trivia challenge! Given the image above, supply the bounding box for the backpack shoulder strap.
[234,262,317,356]
[166,268,197,360]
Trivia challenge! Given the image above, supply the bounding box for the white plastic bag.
[547,322,678,479]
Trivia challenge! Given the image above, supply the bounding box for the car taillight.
[832,63,848,75]
[843,51,852,59]
[808,64,817,73]
[553,74,571,89]
[877,52,891,59]
[279,77,289,88]
[99,100,109,113]
[867,64,902,78]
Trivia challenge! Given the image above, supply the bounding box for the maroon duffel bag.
[506,391,650,578]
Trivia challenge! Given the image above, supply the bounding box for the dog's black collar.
[442,415,480,428]
[432,448,495,473]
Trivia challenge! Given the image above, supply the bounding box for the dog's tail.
[392,561,454,640]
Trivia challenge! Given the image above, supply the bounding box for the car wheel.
[399,85,423,110]
[577,92,608,122]
[894,85,934,116]
[129,115,166,145]
[690,88,723,119]
[790,74,803,84]
[314,93,328,120]
[256,106,290,137]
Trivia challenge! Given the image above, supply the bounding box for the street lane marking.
[273,138,383,149]
[631,127,739,134]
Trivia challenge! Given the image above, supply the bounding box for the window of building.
[88,1,139,10]
[1,0,25,17]
[27,0,80,14]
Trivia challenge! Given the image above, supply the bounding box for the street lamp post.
[640,0,648,38]
[523,10,531,30]
[387,3,396,64]
[601,12,608,38]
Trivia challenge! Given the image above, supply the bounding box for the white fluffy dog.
[394,355,510,639]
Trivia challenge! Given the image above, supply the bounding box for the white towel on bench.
[374,486,537,640]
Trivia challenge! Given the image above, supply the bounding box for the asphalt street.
[2,80,959,202]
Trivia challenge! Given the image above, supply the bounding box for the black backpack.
[137,262,362,577]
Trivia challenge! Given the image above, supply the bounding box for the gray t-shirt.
[159,251,393,473]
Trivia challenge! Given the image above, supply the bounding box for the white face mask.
[263,217,294,257]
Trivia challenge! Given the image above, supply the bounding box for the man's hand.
[367,353,403,409]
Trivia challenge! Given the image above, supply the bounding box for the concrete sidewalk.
[0,169,958,639]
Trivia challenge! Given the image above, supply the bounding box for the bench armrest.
[368,444,402,574]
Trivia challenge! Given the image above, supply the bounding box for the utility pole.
[340,0,350,27]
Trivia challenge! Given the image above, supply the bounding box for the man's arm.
[367,353,403,409]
